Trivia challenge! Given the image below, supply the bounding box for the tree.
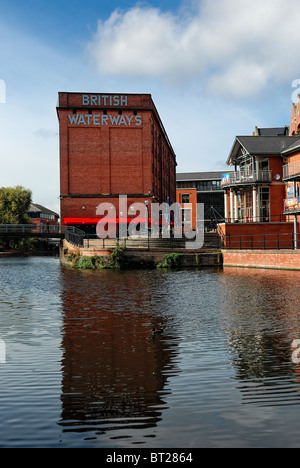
[0,186,32,224]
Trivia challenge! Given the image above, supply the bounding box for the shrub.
[157,253,182,269]
[76,256,95,270]
[73,244,127,270]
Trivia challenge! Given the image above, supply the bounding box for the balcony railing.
[283,161,300,180]
[221,170,272,187]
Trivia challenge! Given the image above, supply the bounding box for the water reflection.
[59,267,180,442]
[2,258,300,447]
[222,268,300,407]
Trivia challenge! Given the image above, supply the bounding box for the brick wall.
[218,222,299,249]
[57,93,177,226]
[176,188,197,230]
[222,249,300,270]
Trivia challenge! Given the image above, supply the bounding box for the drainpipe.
[253,187,257,222]
[230,190,234,223]
[234,192,238,222]
[294,181,298,250]
[224,191,228,223]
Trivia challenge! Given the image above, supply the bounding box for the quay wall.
[61,239,222,268]
[222,249,300,271]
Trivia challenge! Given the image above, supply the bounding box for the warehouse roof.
[176,171,225,181]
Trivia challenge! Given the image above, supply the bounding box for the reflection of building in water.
[59,268,179,441]
[222,268,300,407]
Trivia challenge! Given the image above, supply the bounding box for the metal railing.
[222,232,297,250]
[221,170,272,187]
[0,224,67,234]
[82,232,224,250]
[0,224,86,245]
[283,162,300,180]
[63,227,86,247]
[223,214,287,224]
[0,224,37,234]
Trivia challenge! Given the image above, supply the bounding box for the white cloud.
[206,61,269,99]
[87,0,300,98]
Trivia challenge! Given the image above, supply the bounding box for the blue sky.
[0,0,299,213]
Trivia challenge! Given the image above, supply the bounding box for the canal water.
[1,257,300,448]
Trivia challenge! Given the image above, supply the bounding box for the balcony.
[283,161,300,181]
[283,197,300,215]
[221,170,272,188]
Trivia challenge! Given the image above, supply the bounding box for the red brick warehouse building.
[57,92,177,234]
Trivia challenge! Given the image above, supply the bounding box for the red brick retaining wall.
[222,249,300,270]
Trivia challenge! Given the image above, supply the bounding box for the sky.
[1,0,300,214]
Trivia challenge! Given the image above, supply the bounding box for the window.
[259,159,269,171]
[182,208,192,227]
[181,194,190,203]
[259,187,270,221]
[40,213,55,220]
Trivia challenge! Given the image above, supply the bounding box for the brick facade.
[57,93,177,232]
[222,250,300,270]
[176,188,197,231]
[290,97,300,136]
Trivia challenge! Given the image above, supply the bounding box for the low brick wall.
[218,222,298,249]
[222,249,300,271]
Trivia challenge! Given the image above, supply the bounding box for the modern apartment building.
[176,171,225,231]
[218,127,300,249]
[221,132,294,223]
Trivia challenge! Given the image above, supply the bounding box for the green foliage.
[76,256,95,270]
[105,243,126,269]
[157,252,182,269]
[8,237,36,250]
[0,186,32,224]
[71,244,127,270]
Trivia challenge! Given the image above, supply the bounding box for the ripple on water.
[1,260,300,447]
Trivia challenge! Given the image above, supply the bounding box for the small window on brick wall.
[182,194,190,203]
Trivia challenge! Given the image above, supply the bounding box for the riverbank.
[3,241,300,272]
[61,239,223,269]
[61,239,300,271]
[0,248,59,258]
